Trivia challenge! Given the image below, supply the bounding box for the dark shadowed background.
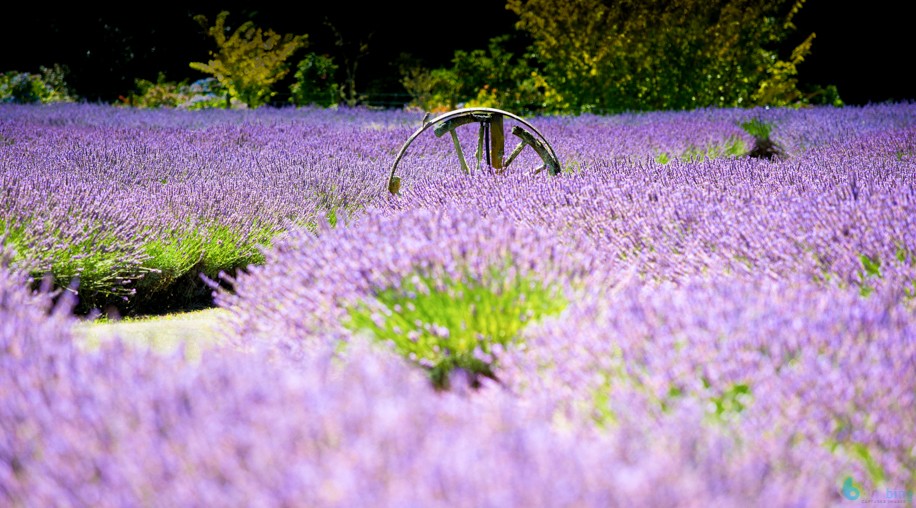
[1,0,912,107]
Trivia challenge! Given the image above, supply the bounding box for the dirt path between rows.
[73,307,231,359]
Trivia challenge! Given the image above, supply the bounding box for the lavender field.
[2,102,915,506]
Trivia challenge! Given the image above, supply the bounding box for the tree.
[506,0,818,113]
[323,19,370,107]
[399,36,554,114]
[190,11,308,108]
[289,52,340,107]
[451,35,549,113]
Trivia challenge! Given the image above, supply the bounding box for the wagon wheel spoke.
[502,140,527,171]
[387,107,562,195]
[447,129,470,175]
[507,125,561,176]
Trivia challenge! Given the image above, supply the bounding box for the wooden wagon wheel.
[387,107,562,194]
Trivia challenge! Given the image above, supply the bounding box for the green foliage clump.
[289,52,340,107]
[197,224,271,280]
[655,137,749,164]
[452,35,556,114]
[706,381,753,422]
[505,0,825,113]
[6,220,148,309]
[121,74,227,109]
[2,215,276,315]
[741,118,787,159]
[139,237,202,295]
[132,224,273,314]
[400,35,554,114]
[857,253,882,297]
[190,11,308,108]
[740,118,774,140]
[397,1,840,114]
[345,265,567,390]
[0,219,27,262]
[0,64,77,104]
[399,64,463,113]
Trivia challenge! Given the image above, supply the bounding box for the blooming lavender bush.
[0,251,855,507]
[386,124,916,298]
[2,101,916,506]
[4,101,915,311]
[217,205,599,388]
[0,104,415,312]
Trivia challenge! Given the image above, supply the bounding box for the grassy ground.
[73,307,230,360]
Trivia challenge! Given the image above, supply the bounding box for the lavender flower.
[2,102,916,506]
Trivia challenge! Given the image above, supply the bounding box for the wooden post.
[490,114,505,170]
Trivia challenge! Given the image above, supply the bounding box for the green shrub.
[344,264,567,390]
[507,0,819,113]
[399,63,462,113]
[130,224,272,314]
[121,74,228,109]
[0,64,77,104]
[12,222,147,308]
[740,118,774,140]
[450,35,551,114]
[655,137,749,164]
[400,35,555,114]
[289,52,340,107]
[741,118,787,159]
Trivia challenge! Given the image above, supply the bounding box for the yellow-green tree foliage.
[506,0,815,113]
[190,11,307,108]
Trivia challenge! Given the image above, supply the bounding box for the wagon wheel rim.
[387,107,562,195]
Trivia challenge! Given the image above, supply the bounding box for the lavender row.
[217,199,914,494]
[1,254,857,506]
[386,126,916,297]
[213,102,915,499]
[3,102,916,505]
[2,105,412,309]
